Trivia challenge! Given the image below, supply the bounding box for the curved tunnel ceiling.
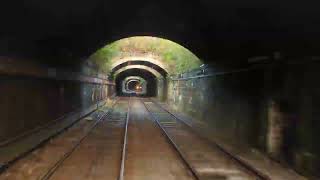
[111,60,167,78]
[126,79,140,85]
[114,65,163,78]
[110,56,167,72]
[88,36,202,76]
[124,76,144,82]
[1,1,320,66]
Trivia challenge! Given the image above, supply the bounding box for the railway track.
[1,97,272,180]
[119,98,130,180]
[123,98,196,180]
[142,99,270,180]
[0,99,110,173]
[39,98,130,180]
[0,98,129,180]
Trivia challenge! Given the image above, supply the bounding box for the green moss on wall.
[88,36,202,76]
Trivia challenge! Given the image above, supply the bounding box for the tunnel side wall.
[168,69,264,146]
[157,77,168,101]
[0,60,115,144]
[167,61,320,177]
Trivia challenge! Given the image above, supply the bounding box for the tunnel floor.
[0,98,306,180]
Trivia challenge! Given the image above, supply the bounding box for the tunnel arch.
[110,60,168,78]
[115,68,157,97]
[126,79,146,95]
[4,0,320,67]
[126,79,139,90]
[125,78,144,90]
[121,76,147,95]
[87,36,203,77]
[114,65,163,79]
[110,56,168,73]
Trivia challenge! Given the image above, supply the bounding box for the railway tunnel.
[0,1,320,179]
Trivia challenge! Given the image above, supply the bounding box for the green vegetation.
[88,36,202,76]
[89,42,120,73]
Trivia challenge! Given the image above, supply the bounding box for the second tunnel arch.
[110,60,168,78]
[122,76,147,95]
[115,68,158,97]
[114,65,168,98]
[87,36,203,99]
[87,36,203,78]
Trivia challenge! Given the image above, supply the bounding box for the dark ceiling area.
[1,0,320,66]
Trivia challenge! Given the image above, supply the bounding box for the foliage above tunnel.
[88,36,202,76]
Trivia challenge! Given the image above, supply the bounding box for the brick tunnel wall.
[167,69,265,147]
[0,59,115,144]
[167,61,320,177]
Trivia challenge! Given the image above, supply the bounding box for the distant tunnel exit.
[115,68,157,97]
[121,76,147,96]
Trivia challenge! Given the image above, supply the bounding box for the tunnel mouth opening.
[115,69,156,97]
[87,36,203,99]
[87,36,203,77]
[127,81,139,91]
[120,76,147,96]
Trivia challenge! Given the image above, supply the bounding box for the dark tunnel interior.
[1,0,320,179]
[127,81,139,91]
[115,68,157,97]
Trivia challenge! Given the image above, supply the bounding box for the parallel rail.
[0,99,106,148]
[1,98,270,180]
[1,98,131,180]
[0,99,116,174]
[40,99,120,180]
[119,97,130,180]
[141,100,200,180]
[145,99,270,180]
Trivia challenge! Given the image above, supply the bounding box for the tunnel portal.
[0,33,317,179]
[115,68,157,97]
[121,76,147,96]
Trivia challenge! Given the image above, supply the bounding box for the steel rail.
[149,99,270,180]
[0,99,108,148]
[40,99,119,180]
[141,100,200,180]
[0,99,114,174]
[119,97,130,180]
